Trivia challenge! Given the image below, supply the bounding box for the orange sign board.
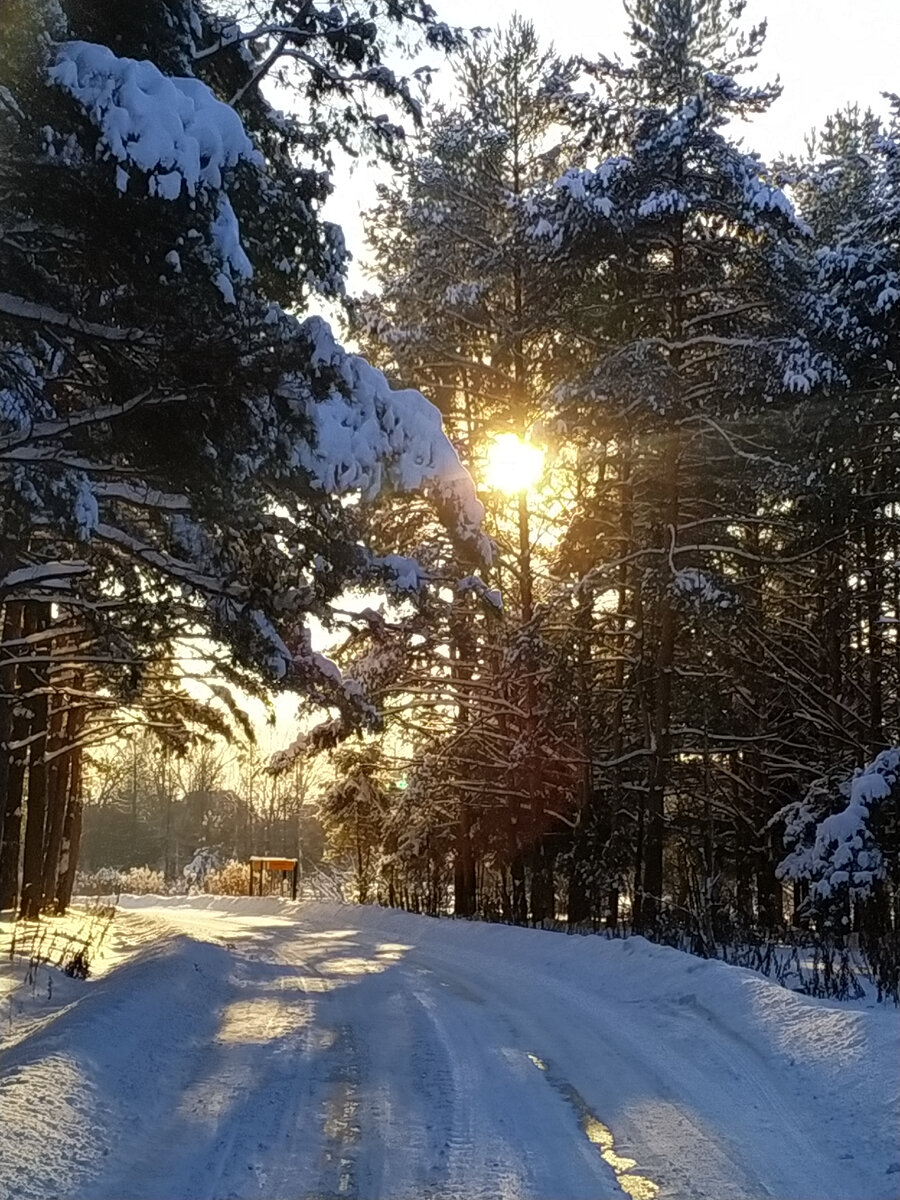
[249,856,297,871]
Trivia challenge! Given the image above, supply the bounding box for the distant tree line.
[79,739,325,878]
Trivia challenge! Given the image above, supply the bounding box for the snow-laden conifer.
[0,0,484,915]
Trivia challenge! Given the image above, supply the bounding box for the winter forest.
[2,0,900,970]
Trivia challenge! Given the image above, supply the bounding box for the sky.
[429,0,897,160]
[329,0,899,287]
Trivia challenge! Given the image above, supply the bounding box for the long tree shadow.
[54,923,425,1200]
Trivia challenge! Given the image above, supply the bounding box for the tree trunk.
[0,687,30,912]
[755,851,782,928]
[632,798,645,931]
[0,602,24,909]
[55,738,84,915]
[567,846,588,928]
[735,810,754,925]
[40,699,70,910]
[453,803,476,917]
[863,519,885,755]
[511,849,527,925]
[19,602,51,920]
[643,441,679,932]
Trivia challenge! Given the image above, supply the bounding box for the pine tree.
[0,0,486,912]
[283,3,900,941]
[521,0,830,930]
[352,19,590,923]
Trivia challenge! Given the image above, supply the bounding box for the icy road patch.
[1,897,898,1200]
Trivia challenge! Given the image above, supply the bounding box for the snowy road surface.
[2,898,898,1200]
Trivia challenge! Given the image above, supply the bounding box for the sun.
[484,433,544,494]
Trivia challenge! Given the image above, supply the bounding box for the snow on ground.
[1,897,898,1200]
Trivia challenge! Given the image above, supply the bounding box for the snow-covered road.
[2,898,898,1200]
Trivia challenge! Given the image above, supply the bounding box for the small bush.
[63,948,90,979]
[860,931,900,1004]
[204,859,250,895]
[118,866,166,895]
[75,866,122,897]
[76,865,168,896]
[183,846,220,892]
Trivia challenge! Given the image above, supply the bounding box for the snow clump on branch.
[48,41,262,298]
[48,41,264,195]
[292,316,491,564]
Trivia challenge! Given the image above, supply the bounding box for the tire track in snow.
[524,1051,660,1200]
[401,962,623,1200]
[403,941,776,1200]
[237,943,363,1200]
[91,943,319,1200]
[349,974,458,1198]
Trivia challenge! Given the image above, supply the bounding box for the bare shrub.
[118,866,166,895]
[204,859,250,895]
[75,866,123,898]
[75,865,166,896]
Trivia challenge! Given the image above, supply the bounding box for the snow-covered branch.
[775,749,900,910]
[0,291,151,344]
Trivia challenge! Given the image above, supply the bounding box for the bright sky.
[331,0,898,286]
[430,0,897,159]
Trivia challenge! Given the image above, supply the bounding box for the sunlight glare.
[484,433,544,494]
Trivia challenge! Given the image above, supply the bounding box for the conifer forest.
[1,0,899,957]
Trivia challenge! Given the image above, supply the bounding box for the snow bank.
[1,920,232,1200]
[118,892,302,917]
